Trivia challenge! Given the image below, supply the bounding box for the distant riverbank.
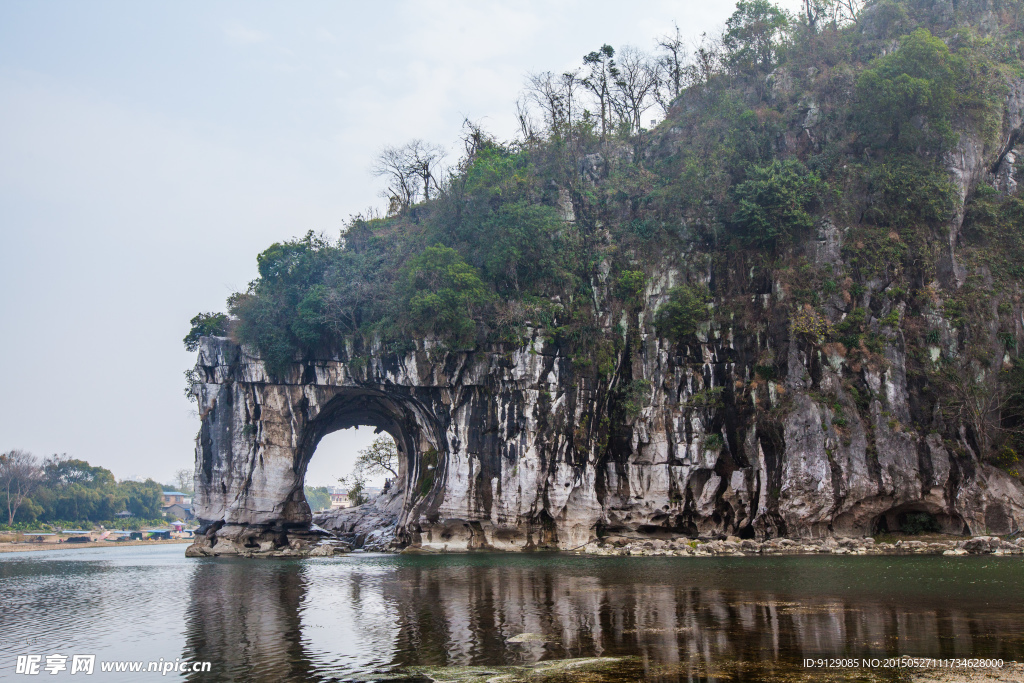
[0,539,192,553]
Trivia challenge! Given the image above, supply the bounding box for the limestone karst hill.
[186,0,1024,555]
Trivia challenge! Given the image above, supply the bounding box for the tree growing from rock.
[183,312,228,352]
[803,0,864,31]
[402,244,492,347]
[654,23,687,112]
[337,436,399,508]
[339,473,368,506]
[524,70,582,140]
[654,284,711,343]
[687,32,723,88]
[613,46,660,135]
[581,44,619,140]
[355,435,399,480]
[723,0,792,75]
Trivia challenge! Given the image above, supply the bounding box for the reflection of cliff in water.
[181,556,1024,682]
[182,561,314,682]
[384,559,1024,673]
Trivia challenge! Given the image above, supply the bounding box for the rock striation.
[187,305,1024,556]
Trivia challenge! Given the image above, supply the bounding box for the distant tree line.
[304,485,331,512]
[0,450,165,527]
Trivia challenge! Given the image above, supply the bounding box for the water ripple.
[2,548,1023,681]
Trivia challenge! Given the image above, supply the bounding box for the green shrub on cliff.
[183,312,228,352]
[226,231,399,374]
[962,190,1024,282]
[861,157,958,229]
[614,269,647,307]
[228,233,338,374]
[655,284,711,343]
[473,202,575,295]
[855,28,963,153]
[459,143,533,203]
[402,245,492,347]
[731,159,822,248]
[854,27,999,155]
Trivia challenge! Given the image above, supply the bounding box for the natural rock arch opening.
[291,389,446,537]
[870,503,967,536]
[187,338,454,556]
[295,395,411,513]
[302,427,396,510]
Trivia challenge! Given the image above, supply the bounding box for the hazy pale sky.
[0,0,800,486]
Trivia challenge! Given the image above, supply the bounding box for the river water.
[1,545,1022,682]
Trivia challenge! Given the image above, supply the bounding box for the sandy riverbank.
[0,539,193,553]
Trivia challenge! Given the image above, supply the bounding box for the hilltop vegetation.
[188,0,1024,475]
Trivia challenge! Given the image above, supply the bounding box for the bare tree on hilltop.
[373,140,447,215]
[581,44,619,140]
[524,70,578,137]
[514,35,722,157]
[654,22,687,112]
[614,45,660,134]
[804,0,864,31]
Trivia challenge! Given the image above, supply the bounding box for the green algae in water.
[382,657,940,683]
[396,657,630,682]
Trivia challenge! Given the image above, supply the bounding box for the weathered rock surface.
[187,314,1024,555]
[313,489,402,551]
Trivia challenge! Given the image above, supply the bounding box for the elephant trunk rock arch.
[187,328,1024,557]
[186,338,452,557]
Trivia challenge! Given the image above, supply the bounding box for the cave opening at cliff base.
[870,504,968,536]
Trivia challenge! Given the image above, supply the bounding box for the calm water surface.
[1,545,1022,681]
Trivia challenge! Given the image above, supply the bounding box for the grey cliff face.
[187,300,1024,555]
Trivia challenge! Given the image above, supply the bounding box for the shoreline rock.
[575,534,1024,558]
[184,530,1024,559]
